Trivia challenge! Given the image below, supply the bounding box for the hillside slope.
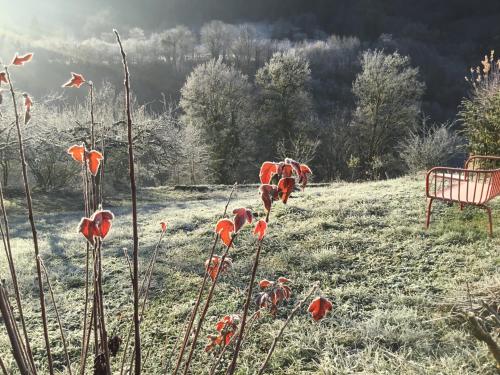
[0,176,499,374]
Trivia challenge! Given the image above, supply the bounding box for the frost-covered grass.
[0,175,499,374]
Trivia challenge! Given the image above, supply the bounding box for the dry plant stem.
[114,29,142,375]
[209,311,260,375]
[182,236,237,375]
[79,165,92,373]
[0,181,36,374]
[96,241,112,375]
[119,248,134,375]
[258,284,319,375]
[126,232,166,374]
[172,183,237,375]
[0,355,7,375]
[39,257,73,375]
[80,306,95,375]
[4,66,54,375]
[467,312,500,365]
[0,284,31,375]
[227,209,271,375]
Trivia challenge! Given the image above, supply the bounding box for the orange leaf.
[62,72,86,88]
[277,177,295,204]
[67,144,86,163]
[215,219,235,247]
[87,150,103,176]
[259,279,273,289]
[233,207,252,232]
[308,297,333,321]
[12,53,33,66]
[259,161,278,184]
[253,219,267,241]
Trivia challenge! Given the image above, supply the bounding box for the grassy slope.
[0,175,499,374]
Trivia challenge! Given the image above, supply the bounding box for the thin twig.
[114,29,141,375]
[38,257,73,375]
[5,66,54,375]
[0,180,36,374]
[258,283,319,375]
[182,235,237,375]
[126,231,166,374]
[0,284,32,375]
[226,210,270,375]
[0,354,8,375]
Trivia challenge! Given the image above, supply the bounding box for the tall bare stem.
[4,66,54,375]
[114,29,141,375]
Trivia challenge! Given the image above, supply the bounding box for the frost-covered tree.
[180,58,252,183]
[200,21,236,61]
[351,50,424,175]
[255,50,312,158]
[161,25,196,68]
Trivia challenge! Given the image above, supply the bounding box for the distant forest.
[0,0,499,187]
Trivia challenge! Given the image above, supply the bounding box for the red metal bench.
[425,155,500,237]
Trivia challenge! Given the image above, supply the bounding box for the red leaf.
[281,164,293,178]
[91,210,114,238]
[67,144,86,163]
[62,72,86,88]
[23,93,33,111]
[78,218,95,245]
[259,279,273,289]
[277,277,290,284]
[160,221,167,232]
[259,184,279,212]
[300,164,312,175]
[299,164,312,189]
[215,219,235,247]
[253,219,267,241]
[205,255,232,282]
[282,285,292,300]
[277,177,295,204]
[0,72,8,84]
[259,162,278,184]
[87,150,104,176]
[308,297,333,321]
[233,208,252,233]
[285,158,301,176]
[78,209,114,244]
[12,53,33,66]
[22,93,32,125]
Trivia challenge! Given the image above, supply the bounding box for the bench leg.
[426,198,434,229]
[484,206,493,238]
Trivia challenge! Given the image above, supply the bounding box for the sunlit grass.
[0,176,499,374]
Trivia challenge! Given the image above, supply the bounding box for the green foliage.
[460,78,500,156]
[351,50,425,177]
